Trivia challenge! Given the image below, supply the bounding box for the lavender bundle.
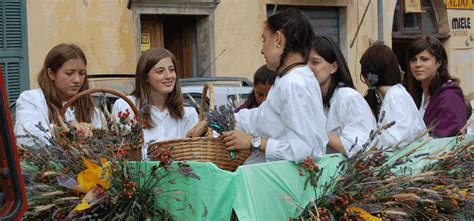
[206,104,235,134]
[205,105,239,158]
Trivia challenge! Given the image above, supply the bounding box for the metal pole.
[377,0,384,41]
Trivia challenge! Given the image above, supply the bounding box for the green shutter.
[0,0,29,107]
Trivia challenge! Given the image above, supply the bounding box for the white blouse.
[376,84,427,147]
[235,66,328,163]
[467,100,474,135]
[326,87,376,157]
[418,92,429,118]
[111,95,199,145]
[14,88,104,149]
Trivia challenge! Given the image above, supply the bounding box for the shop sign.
[446,0,474,9]
[448,10,474,48]
[404,0,424,13]
[141,33,151,51]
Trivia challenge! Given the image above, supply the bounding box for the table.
[142,135,472,221]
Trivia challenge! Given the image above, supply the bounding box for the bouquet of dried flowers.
[206,104,240,158]
[206,104,235,135]
[19,102,201,220]
[296,113,474,220]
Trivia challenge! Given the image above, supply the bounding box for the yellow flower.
[76,158,111,193]
[73,198,92,211]
[347,207,381,221]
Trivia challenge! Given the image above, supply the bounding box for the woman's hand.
[186,120,208,138]
[70,121,95,138]
[220,130,252,151]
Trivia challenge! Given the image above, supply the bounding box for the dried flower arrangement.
[296,113,473,220]
[206,104,240,158]
[19,101,201,220]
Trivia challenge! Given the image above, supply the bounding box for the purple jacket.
[424,82,467,137]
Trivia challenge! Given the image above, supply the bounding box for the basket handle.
[59,88,139,119]
[199,83,214,139]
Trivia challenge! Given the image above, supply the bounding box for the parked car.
[87,74,253,112]
[0,68,27,220]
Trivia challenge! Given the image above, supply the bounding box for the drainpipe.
[378,0,384,41]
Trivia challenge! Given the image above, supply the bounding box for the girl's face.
[260,26,283,71]
[48,58,86,102]
[147,57,177,95]
[254,83,272,105]
[307,49,338,90]
[409,49,440,85]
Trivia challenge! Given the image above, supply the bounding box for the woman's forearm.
[327,133,347,156]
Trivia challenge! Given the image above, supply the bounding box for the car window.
[228,94,249,108]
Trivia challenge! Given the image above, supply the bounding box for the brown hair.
[266,8,315,72]
[311,36,355,106]
[37,43,94,124]
[405,35,457,107]
[359,42,402,119]
[131,48,184,128]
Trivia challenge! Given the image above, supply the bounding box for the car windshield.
[88,75,252,112]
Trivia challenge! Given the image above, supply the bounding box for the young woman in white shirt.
[190,8,328,163]
[15,43,103,149]
[308,36,376,157]
[359,42,427,148]
[112,48,198,149]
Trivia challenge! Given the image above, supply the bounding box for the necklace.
[278,62,306,78]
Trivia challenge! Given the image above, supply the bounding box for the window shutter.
[0,0,29,107]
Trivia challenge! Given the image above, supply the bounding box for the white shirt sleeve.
[264,81,328,162]
[234,107,259,135]
[377,85,427,147]
[234,67,328,163]
[183,106,199,134]
[14,90,52,149]
[467,100,474,135]
[331,89,376,156]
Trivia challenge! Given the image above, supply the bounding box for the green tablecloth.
[20,135,471,220]
[386,135,472,175]
[149,135,472,220]
[141,154,345,221]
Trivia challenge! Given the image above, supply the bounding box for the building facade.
[1,0,473,103]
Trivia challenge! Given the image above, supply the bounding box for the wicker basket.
[59,88,143,160]
[148,83,251,171]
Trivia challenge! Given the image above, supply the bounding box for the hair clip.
[367,72,379,85]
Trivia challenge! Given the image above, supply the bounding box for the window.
[0,0,29,109]
[267,5,340,45]
[392,0,439,37]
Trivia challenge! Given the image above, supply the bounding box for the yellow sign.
[446,0,474,9]
[404,0,424,13]
[141,33,151,51]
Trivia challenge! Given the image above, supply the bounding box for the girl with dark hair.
[360,42,426,147]
[112,48,198,149]
[405,36,467,137]
[15,43,104,148]
[308,36,375,157]
[235,65,275,112]
[214,8,328,163]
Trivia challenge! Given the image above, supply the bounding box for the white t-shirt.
[418,92,429,118]
[235,66,328,163]
[14,88,104,149]
[326,87,376,157]
[376,84,428,147]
